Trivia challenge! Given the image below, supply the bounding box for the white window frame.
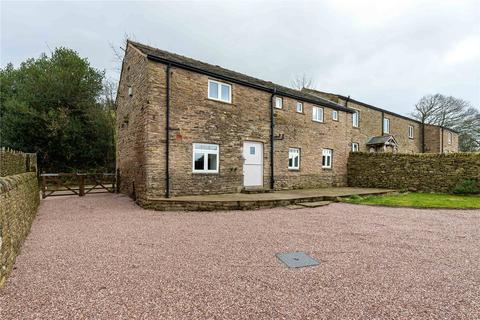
[312,106,324,122]
[275,97,283,109]
[332,110,338,121]
[192,143,219,173]
[288,148,300,170]
[383,117,390,134]
[322,149,333,169]
[448,132,452,144]
[352,143,359,152]
[296,102,303,113]
[208,80,231,103]
[408,125,414,139]
[352,109,359,128]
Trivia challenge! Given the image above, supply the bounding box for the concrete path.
[1,194,479,319]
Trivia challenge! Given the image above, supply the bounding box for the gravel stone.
[1,194,479,319]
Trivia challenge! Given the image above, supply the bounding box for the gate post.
[78,174,85,197]
[41,174,47,199]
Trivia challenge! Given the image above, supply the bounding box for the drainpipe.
[381,111,385,135]
[270,88,276,190]
[165,64,171,198]
[345,95,350,108]
[421,121,425,153]
[440,127,444,154]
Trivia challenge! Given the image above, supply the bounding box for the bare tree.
[411,94,480,152]
[291,73,316,90]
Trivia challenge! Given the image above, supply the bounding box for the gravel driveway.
[1,194,479,319]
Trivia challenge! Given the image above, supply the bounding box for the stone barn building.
[116,41,458,202]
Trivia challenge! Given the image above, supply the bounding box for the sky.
[1,0,479,115]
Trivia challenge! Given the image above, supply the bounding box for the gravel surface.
[1,194,479,319]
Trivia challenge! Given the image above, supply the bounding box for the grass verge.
[342,192,480,209]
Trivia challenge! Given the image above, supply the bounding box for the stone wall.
[116,44,150,200]
[0,148,37,177]
[0,172,40,287]
[348,152,480,192]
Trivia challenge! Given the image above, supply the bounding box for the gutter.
[165,64,171,198]
[145,54,353,113]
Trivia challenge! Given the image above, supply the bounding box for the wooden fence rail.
[41,173,116,198]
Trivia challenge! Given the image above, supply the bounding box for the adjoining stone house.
[116,41,458,200]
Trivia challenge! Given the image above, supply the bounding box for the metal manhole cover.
[276,252,319,268]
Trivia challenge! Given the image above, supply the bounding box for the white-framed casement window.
[322,149,333,169]
[408,125,414,139]
[332,110,338,121]
[352,143,359,152]
[275,97,283,109]
[296,102,303,113]
[312,106,324,122]
[448,132,452,144]
[208,80,231,103]
[383,117,390,134]
[193,143,219,173]
[352,110,359,127]
[288,148,300,170]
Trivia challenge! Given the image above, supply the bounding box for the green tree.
[0,48,115,172]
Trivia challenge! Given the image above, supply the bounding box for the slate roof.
[128,41,353,113]
[366,135,398,146]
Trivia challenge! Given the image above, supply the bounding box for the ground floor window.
[352,143,359,152]
[322,149,332,168]
[288,148,300,170]
[193,143,219,173]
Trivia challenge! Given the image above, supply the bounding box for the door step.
[241,187,273,194]
[298,201,331,208]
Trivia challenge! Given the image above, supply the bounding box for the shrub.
[452,179,479,195]
[348,194,362,201]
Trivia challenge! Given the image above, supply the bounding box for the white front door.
[243,141,263,187]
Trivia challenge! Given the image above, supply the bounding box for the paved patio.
[1,194,479,319]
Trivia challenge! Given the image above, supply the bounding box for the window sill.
[288,168,300,171]
[207,97,232,105]
[192,171,219,175]
[322,167,332,170]
[312,119,324,123]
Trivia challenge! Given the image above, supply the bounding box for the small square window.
[322,149,332,169]
[296,102,303,113]
[352,143,359,152]
[250,146,255,155]
[332,110,338,121]
[208,80,231,103]
[275,97,283,109]
[312,106,324,122]
[288,148,300,170]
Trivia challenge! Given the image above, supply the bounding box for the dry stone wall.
[348,152,480,192]
[0,172,40,287]
[0,148,37,177]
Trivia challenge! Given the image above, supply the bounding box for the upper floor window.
[448,132,452,144]
[193,143,219,173]
[312,106,324,122]
[322,149,333,169]
[408,125,414,139]
[352,110,359,128]
[208,80,231,103]
[352,143,359,152]
[288,148,300,170]
[275,97,283,109]
[383,118,390,134]
[332,110,338,121]
[296,102,303,113]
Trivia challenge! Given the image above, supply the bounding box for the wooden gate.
[41,173,116,198]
